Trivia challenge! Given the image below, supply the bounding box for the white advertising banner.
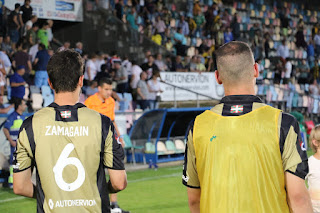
[160,72,225,101]
[5,0,83,22]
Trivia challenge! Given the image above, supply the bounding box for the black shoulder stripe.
[100,114,111,158]
[20,115,35,157]
[279,113,296,155]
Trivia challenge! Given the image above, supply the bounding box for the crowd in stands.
[2,0,320,113]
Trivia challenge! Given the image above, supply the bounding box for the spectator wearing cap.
[37,22,49,49]
[12,43,32,84]
[10,65,26,101]
[33,43,50,88]
[8,3,22,49]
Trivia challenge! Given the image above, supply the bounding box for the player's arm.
[183,122,201,212]
[285,172,313,213]
[13,167,34,198]
[280,113,312,212]
[12,118,35,198]
[103,116,127,193]
[188,188,201,213]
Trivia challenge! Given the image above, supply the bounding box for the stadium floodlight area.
[129,108,210,164]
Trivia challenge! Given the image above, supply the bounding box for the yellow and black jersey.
[13,103,125,213]
[182,95,308,213]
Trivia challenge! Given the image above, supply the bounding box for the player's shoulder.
[280,111,299,128]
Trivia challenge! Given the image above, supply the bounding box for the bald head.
[215,41,255,85]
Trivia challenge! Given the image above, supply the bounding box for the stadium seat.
[123,134,145,164]
[145,142,155,153]
[31,93,43,110]
[174,140,185,153]
[41,86,54,107]
[157,141,174,155]
[30,85,40,94]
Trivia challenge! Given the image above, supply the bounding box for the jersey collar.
[220,95,263,104]
[48,102,86,109]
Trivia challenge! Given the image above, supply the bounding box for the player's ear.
[48,78,54,90]
[253,63,259,78]
[78,75,84,88]
[215,70,223,84]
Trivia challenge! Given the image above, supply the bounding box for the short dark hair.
[215,41,252,62]
[98,77,112,87]
[47,50,84,93]
[14,98,23,111]
[39,43,46,50]
[15,3,20,9]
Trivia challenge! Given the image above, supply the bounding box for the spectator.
[189,55,198,72]
[0,59,6,96]
[86,80,98,97]
[115,0,124,21]
[58,41,70,52]
[307,41,315,68]
[174,27,187,56]
[20,0,33,24]
[130,60,143,90]
[147,70,162,109]
[314,31,320,57]
[141,55,159,79]
[136,71,149,110]
[295,26,307,49]
[221,9,232,28]
[8,3,22,50]
[10,65,26,100]
[114,60,128,93]
[284,58,292,84]
[74,42,83,55]
[196,55,206,72]
[47,20,58,47]
[298,59,311,84]
[177,15,189,37]
[153,16,166,40]
[165,55,172,71]
[256,58,264,84]
[154,53,167,71]
[126,7,138,30]
[277,39,290,59]
[172,55,187,72]
[28,43,39,62]
[151,30,162,45]
[37,22,49,49]
[231,13,240,40]
[24,15,37,33]
[0,46,12,73]
[193,0,201,16]
[95,51,106,72]
[264,33,271,59]
[187,15,197,37]
[12,43,32,84]
[122,56,132,77]
[3,98,26,188]
[224,27,233,44]
[2,35,13,56]
[84,53,98,85]
[26,23,39,46]
[33,43,50,88]
[194,10,206,38]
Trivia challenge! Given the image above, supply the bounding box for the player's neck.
[54,91,80,106]
[223,85,256,96]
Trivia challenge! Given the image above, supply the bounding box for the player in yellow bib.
[182,41,313,213]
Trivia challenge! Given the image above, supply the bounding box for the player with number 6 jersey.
[13,50,127,213]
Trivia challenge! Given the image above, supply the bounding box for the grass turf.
[0,165,188,213]
[0,151,315,213]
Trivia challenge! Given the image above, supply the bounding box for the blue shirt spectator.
[10,66,26,99]
[35,48,50,71]
[174,29,187,45]
[307,43,315,58]
[224,29,234,44]
[177,16,190,36]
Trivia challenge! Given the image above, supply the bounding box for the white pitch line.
[0,196,26,203]
[128,172,181,183]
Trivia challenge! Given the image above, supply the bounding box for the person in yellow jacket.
[182,41,313,213]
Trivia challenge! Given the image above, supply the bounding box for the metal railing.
[160,80,218,108]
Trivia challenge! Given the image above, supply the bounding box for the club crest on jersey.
[61,110,71,119]
[230,105,243,114]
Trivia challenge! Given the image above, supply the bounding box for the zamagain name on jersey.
[45,126,89,137]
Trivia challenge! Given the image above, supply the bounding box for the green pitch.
[0,165,188,213]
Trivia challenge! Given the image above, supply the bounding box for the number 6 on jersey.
[53,143,85,191]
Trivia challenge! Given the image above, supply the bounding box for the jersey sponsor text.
[45,125,89,137]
